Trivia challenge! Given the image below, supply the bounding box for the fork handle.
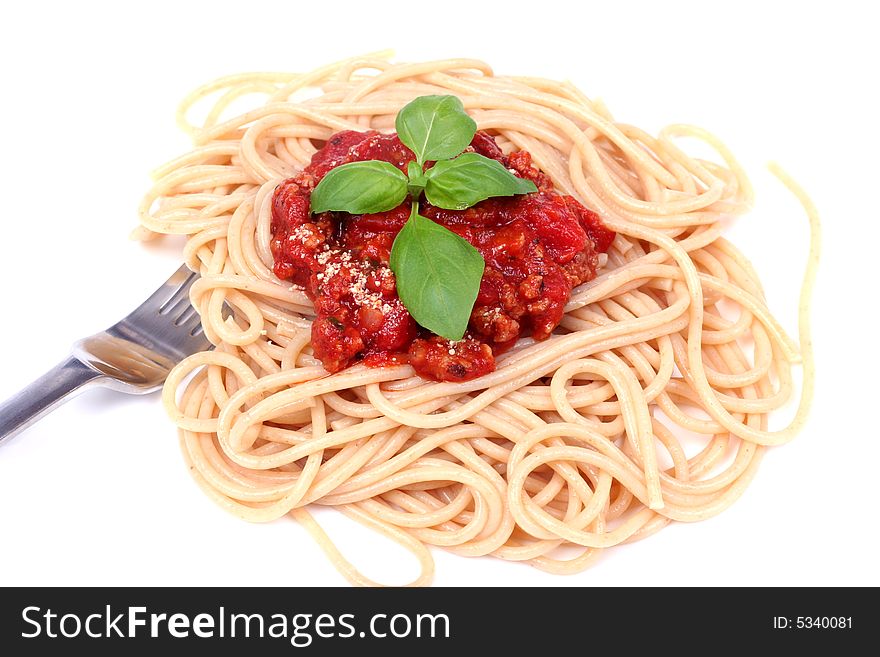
[0,357,105,446]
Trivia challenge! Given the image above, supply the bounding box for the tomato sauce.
[271,130,614,382]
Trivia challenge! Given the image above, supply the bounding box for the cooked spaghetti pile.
[138,55,818,586]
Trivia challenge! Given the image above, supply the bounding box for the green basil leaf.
[395,95,476,165]
[310,160,408,214]
[390,207,485,341]
[424,153,538,210]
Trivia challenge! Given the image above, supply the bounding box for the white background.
[0,0,877,587]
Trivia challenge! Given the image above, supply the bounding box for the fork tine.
[174,303,200,327]
[143,266,196,313]
[112,265,212,361]
[162,293,195,319]
[124,265,196,322]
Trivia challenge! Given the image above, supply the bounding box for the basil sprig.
[308,95,537,340]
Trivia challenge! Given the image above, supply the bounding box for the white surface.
[0,0,877,587]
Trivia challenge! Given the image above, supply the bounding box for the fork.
[0,265,211,446]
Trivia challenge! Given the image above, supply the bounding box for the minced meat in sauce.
[271,129,614,382]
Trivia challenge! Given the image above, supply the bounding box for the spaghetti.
[138,55,819,586]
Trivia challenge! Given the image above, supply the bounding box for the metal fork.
[0,265,211,446]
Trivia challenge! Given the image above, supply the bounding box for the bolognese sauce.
[271,129,613,382]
